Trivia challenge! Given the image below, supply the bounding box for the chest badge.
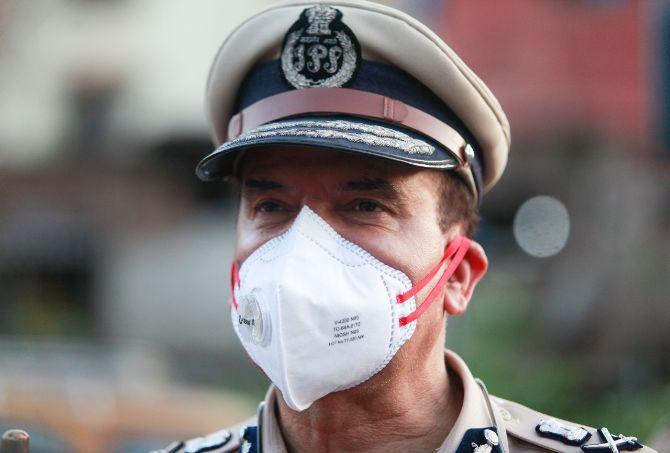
[281,5,361,89]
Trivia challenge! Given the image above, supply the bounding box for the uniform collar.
[437,349,506,451]
[261,386,288,453]
[260,349,508,453]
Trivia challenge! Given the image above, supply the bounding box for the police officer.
[155,1,656,452]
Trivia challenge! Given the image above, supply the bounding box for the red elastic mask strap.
[397,236,471,326]
[230,261,240,311]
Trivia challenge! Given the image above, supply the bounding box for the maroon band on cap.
[227,87,469,167]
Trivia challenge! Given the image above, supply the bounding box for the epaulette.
[151,416,255,453]
[492,396,657,452]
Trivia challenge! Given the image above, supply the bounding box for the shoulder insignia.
[536,418,591,446]
[240,424,259,453]
[150,417,257,453]
[152,441,184,453]
[581,427,643,452]
[492,396,657,452]
[456,427,502,453]
[182,429,232,453]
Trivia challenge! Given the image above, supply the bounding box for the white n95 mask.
[229,206,470,411]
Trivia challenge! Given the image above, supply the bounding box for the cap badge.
[281,5,361,89]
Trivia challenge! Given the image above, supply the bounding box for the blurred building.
[0,0,260,357]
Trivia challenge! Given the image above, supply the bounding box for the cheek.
[234,211,272,265]
[381,182,447,282]
[360,219,446,285]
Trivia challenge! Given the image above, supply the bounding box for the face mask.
[230,206,470,411]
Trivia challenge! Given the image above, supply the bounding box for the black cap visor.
[196,115,459,181]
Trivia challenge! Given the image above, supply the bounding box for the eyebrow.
[243,178,286,191]
[242,176,403,202]
[337,178,401,200]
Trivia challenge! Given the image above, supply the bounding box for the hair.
[437,172,480,238]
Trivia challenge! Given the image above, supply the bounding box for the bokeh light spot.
[513,195,570,258]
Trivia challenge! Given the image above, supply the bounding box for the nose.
[294,201,337,225]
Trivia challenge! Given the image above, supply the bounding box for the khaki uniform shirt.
[156,349,657,452]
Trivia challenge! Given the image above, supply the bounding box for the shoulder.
[491,395,658,452]
[150,416,256,453]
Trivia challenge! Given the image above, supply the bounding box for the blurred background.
[0,0,668,451]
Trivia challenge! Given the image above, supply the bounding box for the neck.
[276,338,463,453]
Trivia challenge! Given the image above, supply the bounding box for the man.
[156,1,655,452]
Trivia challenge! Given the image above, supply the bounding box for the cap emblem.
[281,5,361,89]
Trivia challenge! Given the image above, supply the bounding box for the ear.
[442,239,488,315]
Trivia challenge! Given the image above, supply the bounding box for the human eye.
[343,199,385,213]
[354,200,383,212]
[338,198,398,229]
[255,199,288,213]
